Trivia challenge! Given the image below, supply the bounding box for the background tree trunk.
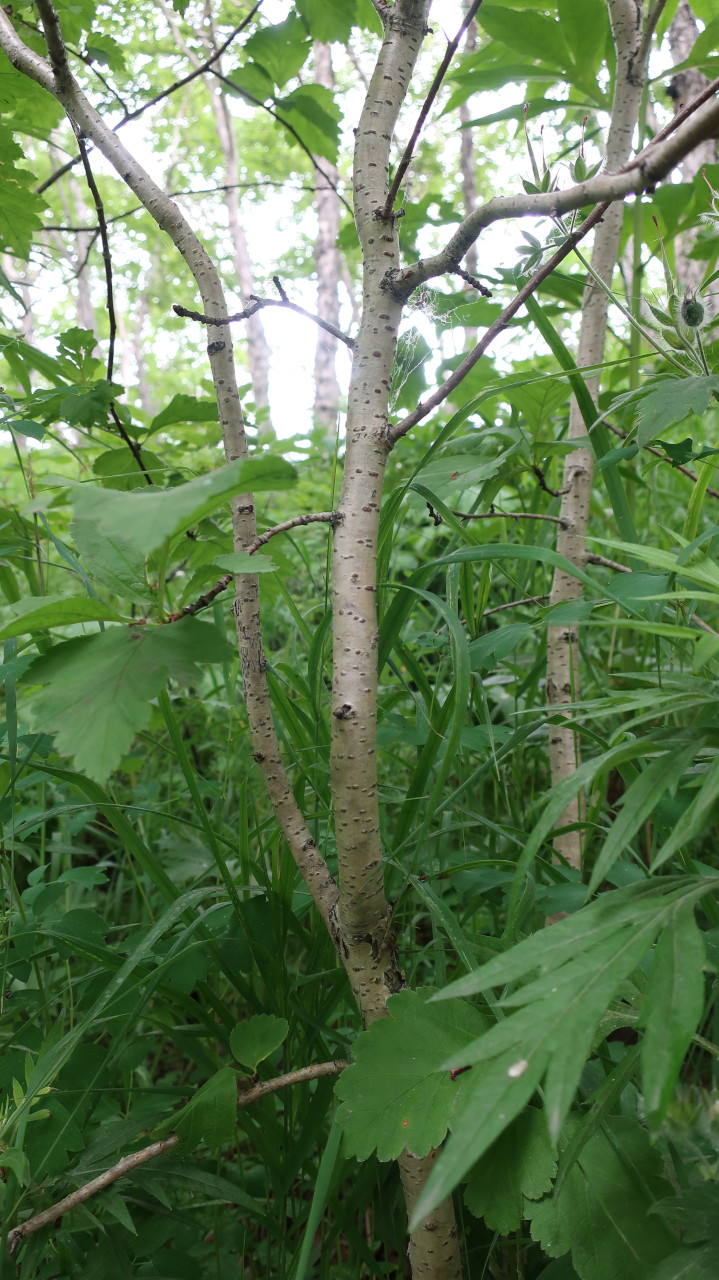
[312,42,342,437]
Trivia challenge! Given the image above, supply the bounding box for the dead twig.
[174,277,354,349]
[171,511,341,620]
[7,1059,348,1254]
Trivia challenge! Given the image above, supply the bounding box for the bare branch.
[389,201,610,442]
[607,421,719,499]
[173,276,355,349]
[483,595,549,616]
[172,512,341,620]
[381,0,485,217]
[237,1059,348,1107]
[7,1060,348,1255]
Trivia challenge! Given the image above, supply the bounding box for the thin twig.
[173,279,355,349]
[607,421,719,499]
[7,1060,348,1255]
[638,0,670,68]
[37,7,261,192]
[69,103,154,484]
[382,0,485,217]
[171,512,341,620]
[586,552,629,572]
[644,72,719,151]
[426,501,564,526]
[482,595,549,615]
[389,201,610,442]
[43,182,325,234]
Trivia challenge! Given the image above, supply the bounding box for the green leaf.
[93,447,166,489]
[7,418,45,441]
[275,85,341,162]
[652,754,719,872]
[588,743,696,894]
[479,7,571,71]
[635,377,719,446]
[335,989,488,1161]
[296,0,355,45]
[640,905,705,1128]
[172,1067,237,1152]
[0,123,45,259]
[229,1014,289,1073]
[244,14,310,88]
[647,1246,719,1280]
[464,1106,556,1233]
[148,393,219,434]
[0,595,125,640]
[25,618,234,782]
[213,552,276,574]
[527,1119,677,1280]
[71,456,297,560]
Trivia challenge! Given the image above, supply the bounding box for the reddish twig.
[389,201,610,442]
[172,511,341,620]
[381,0,485,217]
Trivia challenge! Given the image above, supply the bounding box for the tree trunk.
[545,0,647,868]
[313,42,342,437]
[668,0,717,296]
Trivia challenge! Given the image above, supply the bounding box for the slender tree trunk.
[668,1,717,296]
[161,0,274,436]
[313,42,342,436]
[331,3,462,1272]
[545,0,647,868]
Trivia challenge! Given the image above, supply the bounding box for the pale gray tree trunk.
[312,42,342,435]
[161,0,274,436]
[546,0,648,868]
[668,1,717,295]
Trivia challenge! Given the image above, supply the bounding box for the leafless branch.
[381,0,485,217]
[586,552,629,572]
[43,182,325,234]
[483,595,549,616]
[37,6,260,192]
[237,1059,348,1107]
[171,512,341,620]
[174,278,355,349]
[638,0,670,69]
[389,201,610,443]
[7,1060,348,1255]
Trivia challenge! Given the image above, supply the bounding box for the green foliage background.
[1,0,719,1277]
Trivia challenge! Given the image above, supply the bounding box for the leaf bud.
[681,297,705,328]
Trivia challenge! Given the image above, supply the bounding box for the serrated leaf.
[71,456,296,560]
[335,989,488,1161]
[25,618,233,781]
[526,1119,676,1280]
[229,1014,289,1072]
[244,14,309,88]
[172,1068,237,1152]
[640,905,705,1127]
[275,85,341,162]
[464,1106,556,1233]
[0,595,125,640]
[635,377,719,446]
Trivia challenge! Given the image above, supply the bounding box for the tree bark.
[313,42,342,436]
[667,0,717,296]
[545,0,647,868]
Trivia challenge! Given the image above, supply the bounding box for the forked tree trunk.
[545,0,648,868]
